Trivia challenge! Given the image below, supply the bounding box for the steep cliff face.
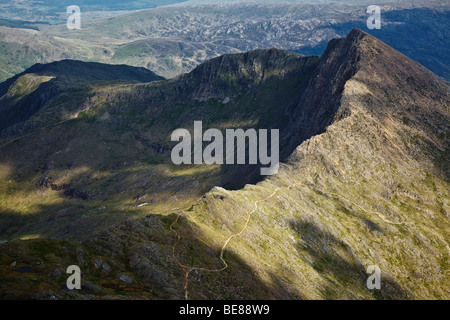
[277,28,363,160]
[178,48,317,101]
[0,29,449,300]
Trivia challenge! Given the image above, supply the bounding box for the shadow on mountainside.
[289,219,407,300]
[0,212,290,300]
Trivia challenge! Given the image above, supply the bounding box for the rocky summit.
[0,29,449,300]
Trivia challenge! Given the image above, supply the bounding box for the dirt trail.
[169,186,283,300]
[169,143,313,300]
[169,143,407,299]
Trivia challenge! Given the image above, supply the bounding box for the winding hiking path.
[169,144,408,299]
[170,186,283,300]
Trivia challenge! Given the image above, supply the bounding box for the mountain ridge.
[0,59,164,98]
[0,29,449,300]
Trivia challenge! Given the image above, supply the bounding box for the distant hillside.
[0,26,108,82]
[179,0,418,5]
[296,8,450,80]
[0,1,446,83]
[0,0,188,23]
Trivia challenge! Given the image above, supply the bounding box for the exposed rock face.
[283,29,364,150]
[179,48,317,101]
[0,29,449,300]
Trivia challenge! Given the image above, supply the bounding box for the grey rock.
[94,259,103,269]
[101,262,111,274]
[81,279,103,294]
[118,273,133,285]
[51,269,61,278]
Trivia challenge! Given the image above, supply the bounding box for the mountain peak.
[322,28,369,58]
[347,27,369,40]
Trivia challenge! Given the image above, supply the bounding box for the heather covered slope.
[0,29,449,300]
